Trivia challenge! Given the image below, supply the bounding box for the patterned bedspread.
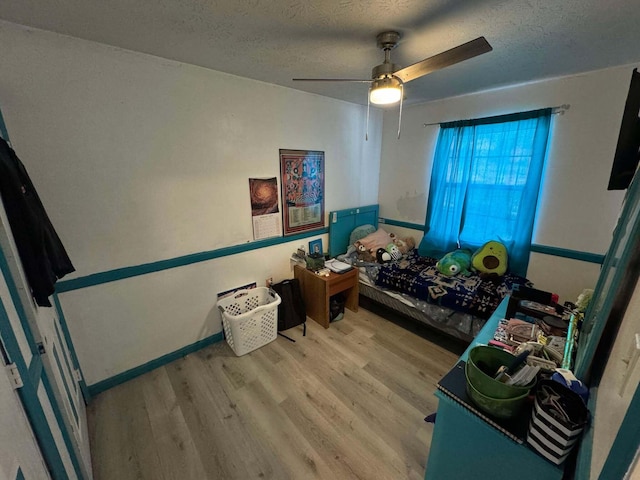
[373,250,531,319]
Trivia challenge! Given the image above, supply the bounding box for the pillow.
[471,241,508,276]
[349,224,377,246]
[359,228,394,252]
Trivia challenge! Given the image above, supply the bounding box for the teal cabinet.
[425,298,564,480]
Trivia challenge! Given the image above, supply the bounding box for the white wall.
[0,21,382,385]
[378,65,637,303]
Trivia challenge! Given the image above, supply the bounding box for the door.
[572,170,640,478]
[0,265,80,479]
[0,326,50,479]
[37,300,92,473]
[0,110,91,478]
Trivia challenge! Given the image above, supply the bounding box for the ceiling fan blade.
[292,78,371,83]
[393,36,492,84]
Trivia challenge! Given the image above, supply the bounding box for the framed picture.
[280,149,325,235]
[309,239,323,256]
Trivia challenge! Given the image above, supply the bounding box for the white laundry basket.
[217,287,281,356]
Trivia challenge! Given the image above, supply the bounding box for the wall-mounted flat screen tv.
[608,68,640,190]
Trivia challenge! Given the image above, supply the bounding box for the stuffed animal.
[385,242,402,261]
[392,236,416,255]
[575,288,594,313]
[354,241,376,263]
[376,248,393,263]
[436,249,473,276]
[471,241,508,276]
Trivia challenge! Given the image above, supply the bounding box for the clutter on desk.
[515,342,564,371]
[306,252,325,271]
[291,244,355,276]
[290,247,307,270]
[494,290,580,373]
[290,245,326,272]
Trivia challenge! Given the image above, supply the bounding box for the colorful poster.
[279,149,325,235]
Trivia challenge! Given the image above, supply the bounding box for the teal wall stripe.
[0,299,69,479]
[88,332,224,397]
[40,369,84,479]
[529,244,605,264]
[15,466,25,480]
[52,294,90,403]
[56,228,328,293]
[54,219,604,297]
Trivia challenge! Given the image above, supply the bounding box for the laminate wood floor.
[88,306,465,480]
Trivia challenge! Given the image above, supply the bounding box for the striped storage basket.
[526,380,589,465]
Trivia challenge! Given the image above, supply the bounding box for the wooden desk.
[293,265,359,328]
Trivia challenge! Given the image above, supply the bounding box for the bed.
[328,204,532,342]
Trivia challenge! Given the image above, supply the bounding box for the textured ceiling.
[1,0,640,106]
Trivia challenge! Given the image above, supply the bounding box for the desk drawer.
[328,270,357,296]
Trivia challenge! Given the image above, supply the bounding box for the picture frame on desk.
[309,239,323,255]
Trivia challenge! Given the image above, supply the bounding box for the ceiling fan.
[293,31,492,105]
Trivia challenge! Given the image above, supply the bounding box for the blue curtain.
[418,109,551,276]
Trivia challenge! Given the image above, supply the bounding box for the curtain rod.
[422,104,570,127]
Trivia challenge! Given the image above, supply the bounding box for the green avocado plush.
[436,249,473,276]
[471,241,508,276]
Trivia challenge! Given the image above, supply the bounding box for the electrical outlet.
[266,277,273,287]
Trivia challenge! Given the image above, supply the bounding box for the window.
[418,109,552,276]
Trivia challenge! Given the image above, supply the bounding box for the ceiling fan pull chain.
[397,83,404,139]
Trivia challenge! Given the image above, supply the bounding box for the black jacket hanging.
[0,137,75,307]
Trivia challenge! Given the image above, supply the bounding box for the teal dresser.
[425,298,564,480]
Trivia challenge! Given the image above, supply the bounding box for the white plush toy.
[575,289,594,313]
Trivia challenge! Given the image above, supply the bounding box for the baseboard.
[87,332,224,397]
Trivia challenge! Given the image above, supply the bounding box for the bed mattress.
[358,280,485,342]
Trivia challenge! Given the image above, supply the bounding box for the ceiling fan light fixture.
[369,76,402,105]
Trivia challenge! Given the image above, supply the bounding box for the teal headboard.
[328,204,379,258]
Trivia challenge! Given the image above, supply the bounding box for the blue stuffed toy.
[436,249,473,276]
